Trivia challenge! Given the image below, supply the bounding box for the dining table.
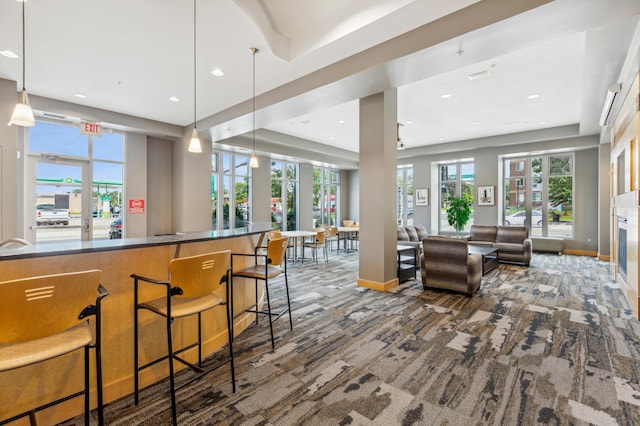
[281,230,318,262]
[337,226,359,253]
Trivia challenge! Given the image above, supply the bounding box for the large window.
[439,161,474,233]
[212,152,250,230]
[397,166,413,225]
[272,161,298,230]
[28,120,124,242]
[313,167,340,228]
[503,154,573,238]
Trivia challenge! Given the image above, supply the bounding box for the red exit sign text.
[81,121,102,137]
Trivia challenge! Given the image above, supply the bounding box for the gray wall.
[250,153,272,224]
[0,78,19,241]
[147,137,173,236]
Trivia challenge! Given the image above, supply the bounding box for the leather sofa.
[397,224,429,253]
[466,225,532,266]
[420,236,482,296]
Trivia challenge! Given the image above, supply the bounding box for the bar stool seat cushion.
[139,293,224,319]
[0,322,92,372]
[233,265,283,280]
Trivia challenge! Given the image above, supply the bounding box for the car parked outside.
[109,217,123,239]
[504,210,542,226]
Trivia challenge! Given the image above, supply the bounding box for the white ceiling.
[0,0,639,156]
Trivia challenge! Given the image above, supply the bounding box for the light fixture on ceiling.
[467,70,491,81]
[187,0,202,153]
[249,47,259,168]
[599,83,621,127]
[9,0,34,127]
[0,50,18,59]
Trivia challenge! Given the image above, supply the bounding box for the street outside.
[36,216,116,242]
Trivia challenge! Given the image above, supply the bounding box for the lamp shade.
[188,128,202,153]
[9,90,35,127]
[249,153,259,168]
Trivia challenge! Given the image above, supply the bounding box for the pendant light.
[187,0,202,153]
[9,0,35,127]
[249,47,259,168]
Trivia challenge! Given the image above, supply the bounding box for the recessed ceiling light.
[169,96,180,102]
[539,120,548,125]
[329,136,335,140]
[0,50,18,59]
[405,120,414,125]
[473,121,481,125]
[337,119,345,124]
[438,137,444,141]
[74,93,87,99]
[211,68,225,77]
[527,94,540,99]
[468,70,491,80]
[441,93,452,99]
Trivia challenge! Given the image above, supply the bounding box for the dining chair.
[131,250,235,426]
[304,230,328,264]
[0,270,109,426]
[324,226,339,253]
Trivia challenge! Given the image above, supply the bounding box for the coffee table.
[468,245,499,275]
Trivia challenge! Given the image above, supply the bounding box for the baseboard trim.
[358,277,399,292]
[598,254,611,261]
[563,249,597,257]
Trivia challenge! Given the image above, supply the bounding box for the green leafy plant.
[446,195,472,234]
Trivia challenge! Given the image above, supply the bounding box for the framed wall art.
[477,185,494,206]
[415,189,429,206]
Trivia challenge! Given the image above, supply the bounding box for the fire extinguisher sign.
[128,199,145,214]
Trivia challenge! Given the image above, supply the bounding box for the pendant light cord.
[252,48,256,151]
[193,0,197,130]
[21,0,26,91]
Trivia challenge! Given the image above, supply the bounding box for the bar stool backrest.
[0,270,102,343]
[267,237,289,265]
[267,231,281,240]
[169,250,231,298]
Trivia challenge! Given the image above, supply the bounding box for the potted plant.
[446,195,472,235]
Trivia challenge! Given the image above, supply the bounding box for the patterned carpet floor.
[69,252,640,425]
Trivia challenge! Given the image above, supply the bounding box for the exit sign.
[81,121,102,137]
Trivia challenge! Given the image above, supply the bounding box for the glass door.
[28,157,91,243]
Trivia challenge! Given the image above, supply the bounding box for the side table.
[397,244,418,282]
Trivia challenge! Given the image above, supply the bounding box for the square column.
[357,89,399,290]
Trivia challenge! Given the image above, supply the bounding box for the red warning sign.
[128,199,145,214]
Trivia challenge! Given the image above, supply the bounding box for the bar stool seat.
[0,321,92,371]
[0,270,108,426]
[140,293,223,318]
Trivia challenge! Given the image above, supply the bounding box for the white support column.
[357,89,399,291]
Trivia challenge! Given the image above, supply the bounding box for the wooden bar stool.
[0,270,109,426]
[231,237,292,350]
[131,250,235,426]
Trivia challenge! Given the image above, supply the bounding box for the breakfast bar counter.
[0,223,273,424]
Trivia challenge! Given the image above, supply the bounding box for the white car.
[504,210,542,226]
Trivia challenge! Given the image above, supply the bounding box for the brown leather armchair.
[420,236,482,296]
